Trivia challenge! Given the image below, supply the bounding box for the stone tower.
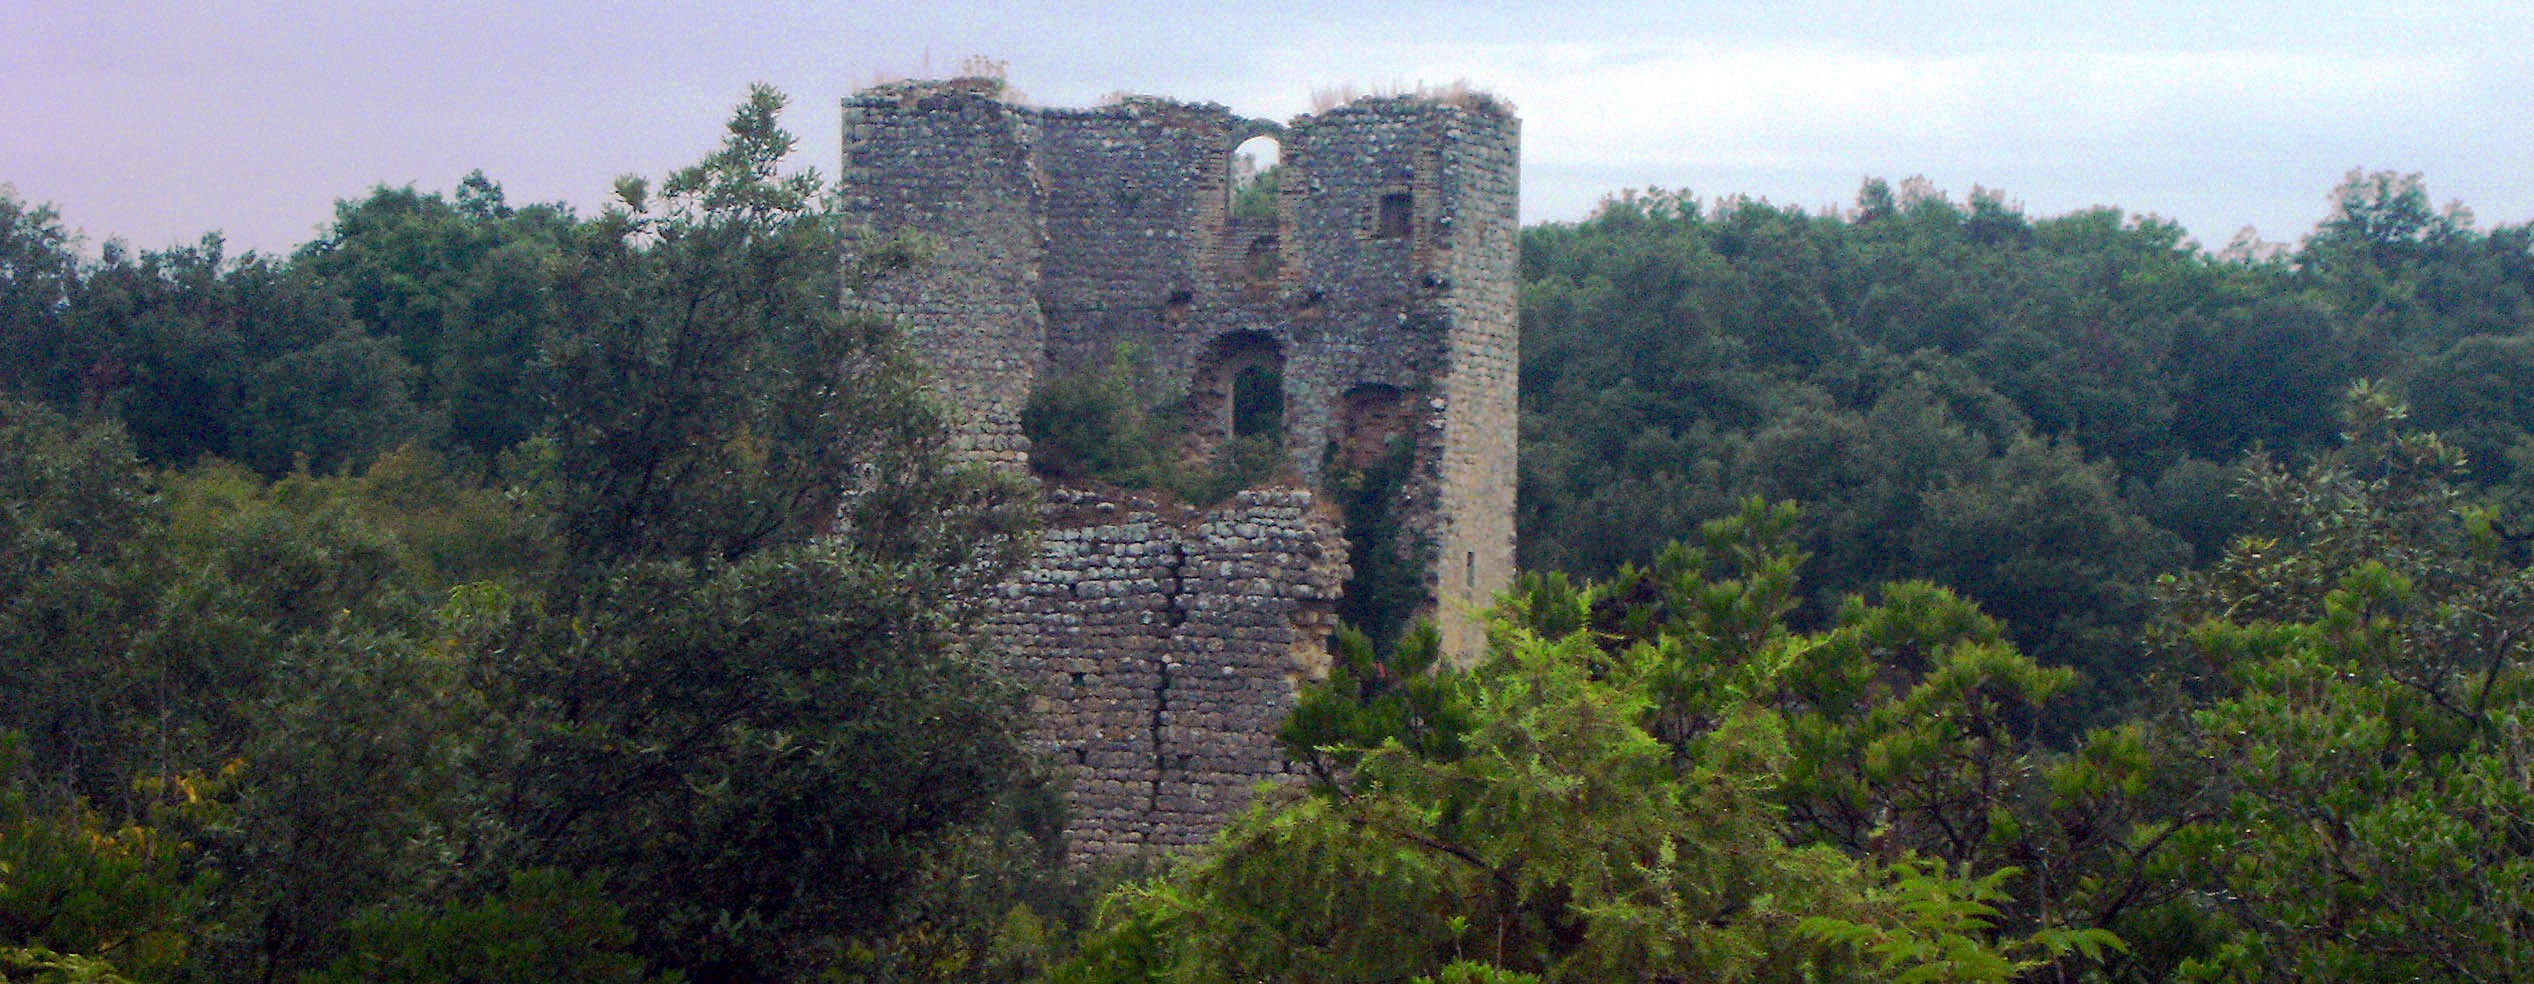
[838,78,1518,858]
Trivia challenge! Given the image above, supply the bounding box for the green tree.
[303,869,671,984]
[292,175,577,459]
[2141,384,2534,979]
[0,735,202,983]
[1062,503,2113,982]
[0,189,84,406]
[475,85,1041,981]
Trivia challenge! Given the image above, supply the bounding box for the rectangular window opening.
[1377,192,1413,239]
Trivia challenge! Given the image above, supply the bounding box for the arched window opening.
[1230,135,1282,219]
[1232,365,1285,442]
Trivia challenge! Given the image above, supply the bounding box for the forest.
[4,87,2534,981]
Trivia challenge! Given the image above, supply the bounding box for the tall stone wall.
[838,78,1517,857]
[982,488,1347,859]
[1429,107,1523,658]
[838,79,1047,469]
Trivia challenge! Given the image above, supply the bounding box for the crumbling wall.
[838,79,1518,857]
[983,487,1347,859]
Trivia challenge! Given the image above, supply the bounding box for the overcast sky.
[5,2,2528,256]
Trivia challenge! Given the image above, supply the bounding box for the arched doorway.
[1186,330,1285,453]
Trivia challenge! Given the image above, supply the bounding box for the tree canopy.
[8,97,2534,982]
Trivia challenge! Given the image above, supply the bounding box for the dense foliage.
[9,89,2534,981]
[1062,390,2534,981]
[0,88,1062,983]
[1521,176,2534,720]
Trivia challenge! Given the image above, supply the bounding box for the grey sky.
[4,2,2528,255]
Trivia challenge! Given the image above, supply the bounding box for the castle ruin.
[837,78,1518,859]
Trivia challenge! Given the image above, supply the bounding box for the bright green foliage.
[1280,622,1472,789]
[1780,582,2074,865]
[1798,861,2124,983]
[0,947,139,984]
[1230,166,1280,221]
[2142,386,2534,980]
[1061,503,2084,982]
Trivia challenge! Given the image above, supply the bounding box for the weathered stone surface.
[839,78,1518,859]
[978,487,1348,861]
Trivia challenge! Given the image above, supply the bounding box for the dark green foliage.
[488,543,1032,979]
[305,869,672,984]
[1279,623,1470,789]
[15,98,2534,982]
[1020,350,1184,486]
[2406,333,2534,484]
[56,236,427,475]
[196,629,485,980]
[538,92,881,570]
[0,189,83,406]
[0,88,1056,983]
[236,329,420,474]
[1517,174,2534,724]
[291,174,577,460]
[1228,365,1282,440]
[1330,435,1425,649]
[4,174,572,477]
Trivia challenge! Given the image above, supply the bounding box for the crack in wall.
[1148,659,1172,816]
[978,489,1356,859]
[1162,540,1189,627]
[1148,539,1190,820]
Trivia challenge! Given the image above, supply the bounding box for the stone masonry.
[983,488,1347,860]
[839,77,1518,858]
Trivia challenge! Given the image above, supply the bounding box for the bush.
[1021,355,1292,506]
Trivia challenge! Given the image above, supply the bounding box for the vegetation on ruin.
[1230,165,1281,221]
[9,79,2534,981]
[1018,350,1287,506]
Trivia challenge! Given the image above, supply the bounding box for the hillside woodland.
[4,90,2534,981]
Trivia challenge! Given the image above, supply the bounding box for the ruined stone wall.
[982,488,1347,859]
[1429,107,1523,658]
[838,79,1517,857]
[1274,96,1522,654]
[838,79,1047,469]
[1030,99,1244,384]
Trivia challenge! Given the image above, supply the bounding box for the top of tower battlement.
[844,77,1514,129]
